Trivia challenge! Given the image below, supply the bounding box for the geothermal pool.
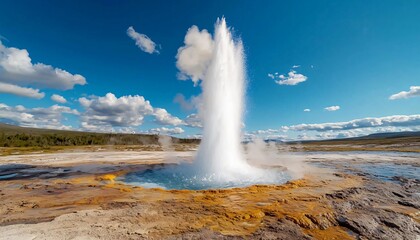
[126,18,292,190]
[122,163,291,190]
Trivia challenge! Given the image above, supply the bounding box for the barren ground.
[0,147,419,239]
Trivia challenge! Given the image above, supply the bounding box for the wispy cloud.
[389,86,420,100]
[251,114,420,141]
[127,26,159,54]
[148,127,184,135]
[173,93,201,111]
[303,108,311,112]
[288,114,420,132]
[269,69,308,86]
[51,94,67,103]
[324,105,340,111]
[0,82,44,99]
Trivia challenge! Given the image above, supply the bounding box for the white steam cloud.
[175,26,214,85]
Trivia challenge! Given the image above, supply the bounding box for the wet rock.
[392,191,406,198]
[397,200,419,209]
[337,214,378,236]
[326,187,361,199]
[331,180,420,240]
[253,218,312,240]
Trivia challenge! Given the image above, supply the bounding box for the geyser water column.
[122,18,290,190]
[195,18,254,180]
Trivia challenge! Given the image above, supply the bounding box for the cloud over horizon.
[77,92,188,133]
[288,114,420,132]
[78,93,154,131]
[153,108,184,126]
[148,127,184,135]
[184,113,202,128]
[247,114,420,141]
[0,103,78,130]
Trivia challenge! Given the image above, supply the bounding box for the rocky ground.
[0,150,419,239]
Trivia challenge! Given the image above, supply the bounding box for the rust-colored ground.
[0,151,419,239]
[1,168,360,239]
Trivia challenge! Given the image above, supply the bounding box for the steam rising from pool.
[124,18,291,190]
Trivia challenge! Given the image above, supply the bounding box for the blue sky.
[0,0,419,140]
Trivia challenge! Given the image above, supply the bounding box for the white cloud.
[184,113,202,128]
[127,26,159,54]
[252,115,420,141]
[78,93,184,132]
[153,108,184,126]
[51,94,67,103]
[0,82,44,99]
[288,114,420,132]
[273,70,307,85]
[78,93,154,131]
[389,86,420,100]
[245,129,291,142]
[186,134,202,139]
[176,25,214,85]
[303,108,311,112]
[148,127,184,135]
[250,129,279,135]
[312,126,420,140]
[297,133,316,141]
[324,105,340,111]
[292,65,300,68]
[0,41,86,90]
[0,103,78,130]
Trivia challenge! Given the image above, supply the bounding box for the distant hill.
[1,122,418,149]
[353,131,420,139]
[288,130,420,152]
[287,131,420,144]
[0,123,199,147]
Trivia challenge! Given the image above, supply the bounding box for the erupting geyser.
[124,18,290,190]
[194,18,251,180]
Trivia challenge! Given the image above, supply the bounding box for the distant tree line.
[0,132,199,147]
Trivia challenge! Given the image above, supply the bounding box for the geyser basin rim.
[121,163,292,190]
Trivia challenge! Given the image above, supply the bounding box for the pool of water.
[311,161,419,182]
[351,163,419,181]
[121,163,291,190]
[0,173,18,180]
